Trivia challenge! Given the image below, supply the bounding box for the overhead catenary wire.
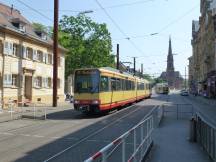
[112,4,199,41]
[157,4,199,33]
[15,0,53,22]
[95,0,147,57]
[17,0,156,13]
[96,0,155,10]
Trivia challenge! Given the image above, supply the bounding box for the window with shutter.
[22,46,26,58]
[45,78,48,88]
[45,53,48,64]
[48,77,52,88]
[34,76,42,88]
[3,74,12,86]
[12,74,19,87]
[43,53,46,63]
[48,54,52,64]
[12,44,19,57]
[8,42,13,55]
[33,49,37,60]
[42,78,46,88]
[4,42,9,55]
[9,74,12,85]
[33,77,37,88]
[26,48,33,60]
[37,51,43,62]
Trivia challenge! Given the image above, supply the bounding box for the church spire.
[167,37,174,72]
[168,36,172,55]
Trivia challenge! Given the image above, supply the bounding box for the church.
[159,38,183,89]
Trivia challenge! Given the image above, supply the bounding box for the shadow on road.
[13,103,156,162]
[46,109,108,120]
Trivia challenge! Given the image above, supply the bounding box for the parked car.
[180,90,189,96]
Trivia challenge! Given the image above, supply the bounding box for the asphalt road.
[0,94,168,162]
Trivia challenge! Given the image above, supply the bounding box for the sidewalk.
[189,95,216,106]
[147,107,212,162]
[184,95,216,126]
[0,102,73,123]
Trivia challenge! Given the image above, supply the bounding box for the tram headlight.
[92,100,100,105]
[74,100,80,104]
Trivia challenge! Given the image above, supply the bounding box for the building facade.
[190,0,216,98]
[0,3,66,107]
[159,38,183,89]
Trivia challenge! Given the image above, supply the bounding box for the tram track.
[43,103,156,162]
[0,97,165,162]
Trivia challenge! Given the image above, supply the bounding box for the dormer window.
[35,30,47,40]
[11,18,26,32]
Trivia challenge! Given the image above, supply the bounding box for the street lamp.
[78,10,94,15]
[124,32,159,40]
[150,32,159,36]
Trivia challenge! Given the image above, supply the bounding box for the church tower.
[159,37,183,89]
[166,37,175,72]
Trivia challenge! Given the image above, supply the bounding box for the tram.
[155,83,169,94]
[73,67,152,114]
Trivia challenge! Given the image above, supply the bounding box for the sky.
[0,0,200,78]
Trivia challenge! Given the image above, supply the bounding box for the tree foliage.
[32,22,47,32]
[59,14,115,78]
[154,77,166,84]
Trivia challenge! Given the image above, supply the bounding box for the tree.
[59,14,115,78]
[142,74,154,82]
[154,77,166,84]
[32,22,47,32]
[32,22,53,37]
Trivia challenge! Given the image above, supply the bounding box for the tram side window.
[111,78,117,91]
[131,81,135,90]
[116,78,121,91]
[141,83,145,90]
[125,80,130,90]
[126,80,134,90]
[121,79,125,90]
[100,76,109,92]
[138,83,144,90]
[146,84,149,90]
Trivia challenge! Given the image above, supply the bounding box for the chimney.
[11,4,14,15]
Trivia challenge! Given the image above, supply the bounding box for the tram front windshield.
[75,70,99,93]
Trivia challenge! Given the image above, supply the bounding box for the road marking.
[51,136,61,139]
[66,137,79,140]
[1,132,13,135]
[20,134,31,137]
[43,104,156,162]
[33,135,44,138]
[0,132,79,141]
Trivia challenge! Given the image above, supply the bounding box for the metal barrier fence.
[196,112,216,161]
[84,106,163,162]
[5,100,48,120]
[162,103,194,119]
[20,102,47,120]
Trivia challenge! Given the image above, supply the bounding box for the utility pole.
[185,66,187,90]
[116,44,119,70]
[133,57,136,75]
[53,0,59,107]
[141,64,143,74]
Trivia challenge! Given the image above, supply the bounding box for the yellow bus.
[74,67,152,114]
